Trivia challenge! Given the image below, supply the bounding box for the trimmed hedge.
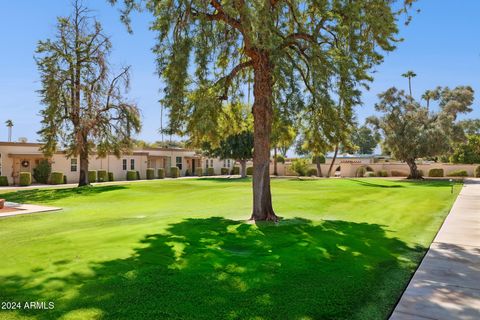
[246,166,254,175]
[126,170,137,181]
[207,167,215,176]
[376,170,388,177]
[19,172,32,186]
[146,168,155,180]
[97,170,108,182]
[391,170,408,177]
[355,167,366,177]
[307,168,318,176]
[476,166,480,178]
[221,167,229,175]
[447,170,468,177]
[0,176,9,186]
[428,168,444,177]
[108,172,114,181]
[136,171,141,180]
[364,172,376,177]
[276,155,286,164]
[231,166,240,175]
[170,167,180,178]
[50,172,64,185]
[158,168,165,179]
[88,170,97,183]
[195,168,203,176]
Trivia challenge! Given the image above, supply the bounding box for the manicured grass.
[0,178,460,320]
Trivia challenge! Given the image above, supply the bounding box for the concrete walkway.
[390,179,480,320]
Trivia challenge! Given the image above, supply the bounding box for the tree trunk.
[406,158,422,179]
[250,53,277,221]
[239,159,247,178]
[316,156,323,177]
[327,145,339,178]
[78,149,89,187]
[273,147,278,176]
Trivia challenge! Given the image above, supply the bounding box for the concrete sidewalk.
[390,179,480,320]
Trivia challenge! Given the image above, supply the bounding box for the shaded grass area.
[0,178,460,319]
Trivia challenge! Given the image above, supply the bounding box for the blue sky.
[0,0,479,143]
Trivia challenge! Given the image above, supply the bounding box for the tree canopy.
[110,0,415,220]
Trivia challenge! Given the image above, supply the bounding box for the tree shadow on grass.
[1,217,426,320]
[0,185,127,204]
[344,179,404,188]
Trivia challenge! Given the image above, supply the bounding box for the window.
[223,160,227,167]
[210,159,213,167]
[71,159,77,172]
[130,159,135,170]
[228,159,231,167]
[122,159,127,170]
[176,157,182,170]
[205,159,209,169]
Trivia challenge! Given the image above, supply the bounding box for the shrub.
[246,166,254,175]
[108,172,114,181]
[355,167,366,177]
[195,168,203,176]
[364,172,376,177]
[170,167,180,178]
[307,168,318,176]
[158,168,165,179]
[376,170,388,177]
[275,155,285,164]
[447,170,468,177]
[221,167,229,175]
[136,171,141,180]
[88,170,97,183]
[291,159,309,176]
[0,176,9,186]
[146,168,155,180]
[19,172,32,186]
[97,170,108,182]
[49,172,64,185]
[476,166,480,178]
[207,167,215,176]
[33,159,51,184]
[126,170,137,181]
[428,168,444,177]
[185,169,191,176]
[417,169,424,177]
[391,170,408,177]
[231,166,240,175]
[63,175,67,184]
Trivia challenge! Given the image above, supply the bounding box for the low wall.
[279,162,479,178]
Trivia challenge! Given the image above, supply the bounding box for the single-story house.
[0,141,235,185]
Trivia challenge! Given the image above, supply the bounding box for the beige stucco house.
[0,142,235,185]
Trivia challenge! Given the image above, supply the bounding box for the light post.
[449,178,454,194]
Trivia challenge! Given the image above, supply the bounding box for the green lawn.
[0,178,460,320]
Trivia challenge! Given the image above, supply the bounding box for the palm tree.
[421,90,438,111]
[401,70,417,99]
[5,120,13,142]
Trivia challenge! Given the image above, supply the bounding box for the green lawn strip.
[0,178,460,319]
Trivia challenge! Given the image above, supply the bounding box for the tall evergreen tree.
[36,1,141,186]
[110,0,414,220]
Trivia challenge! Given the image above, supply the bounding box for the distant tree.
[110,0,414,221]
[271,119,296,176]
[421,89,439,111]
[368,87,472,179]
[36,1,141,187]
[351,125,380,154]
[459,119,480,135]
[450,135,480,164]
[5,120,13,142]
[401,70,417,98]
